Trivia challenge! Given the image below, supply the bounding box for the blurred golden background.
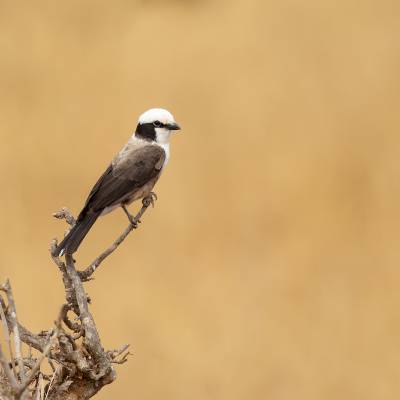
[1,0,400,398]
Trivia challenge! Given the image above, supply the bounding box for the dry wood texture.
[0,200,151,398]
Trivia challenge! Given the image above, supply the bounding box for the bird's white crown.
[138,108,176,125]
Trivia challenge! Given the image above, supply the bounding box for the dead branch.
[0,198,154,399]
[0,281,26,385]
[0,295,16,380]
[0,337,18,391]
[16,328,59,397]
[52,208,76,229]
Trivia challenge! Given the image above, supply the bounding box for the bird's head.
[135,108,181,144]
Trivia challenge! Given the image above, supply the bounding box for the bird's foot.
[143,192,157,208]
[121,205,140,228]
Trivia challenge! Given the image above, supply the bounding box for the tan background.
[1,0,400,398]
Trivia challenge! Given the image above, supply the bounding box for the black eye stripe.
[153,120,165,128]
[135,123,156,141]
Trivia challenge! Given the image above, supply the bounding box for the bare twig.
[0,343,18,391]
[34,373,44,400]
[79,197,153,281]
[0,280,26,384]
[0,295,16,380]
[50,239,80,318]
[17,324,47,354]
[108,344,131,365]
[16,328,59,398]
[59,304,81,334]
[53,207,76,227]
[0,287,66,398]
[44,366,60,400]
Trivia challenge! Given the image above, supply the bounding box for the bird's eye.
[153,120,162,127]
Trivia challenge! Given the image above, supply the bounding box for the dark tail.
[54,210,101,256]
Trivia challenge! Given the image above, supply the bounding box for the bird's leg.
[121,193,157,227]
[142,192,158,208]
[121,204,139,228]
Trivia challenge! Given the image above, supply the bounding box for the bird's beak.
[167,122,181,131]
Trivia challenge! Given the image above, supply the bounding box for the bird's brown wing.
[83,145,165,212]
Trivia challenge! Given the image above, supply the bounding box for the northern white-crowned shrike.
[55,108,181,256]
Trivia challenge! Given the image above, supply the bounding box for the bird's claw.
[143,192,157,208]
[130,220,138,229]
[129,215,140,229]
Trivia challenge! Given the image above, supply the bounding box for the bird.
[54,108,181,256]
